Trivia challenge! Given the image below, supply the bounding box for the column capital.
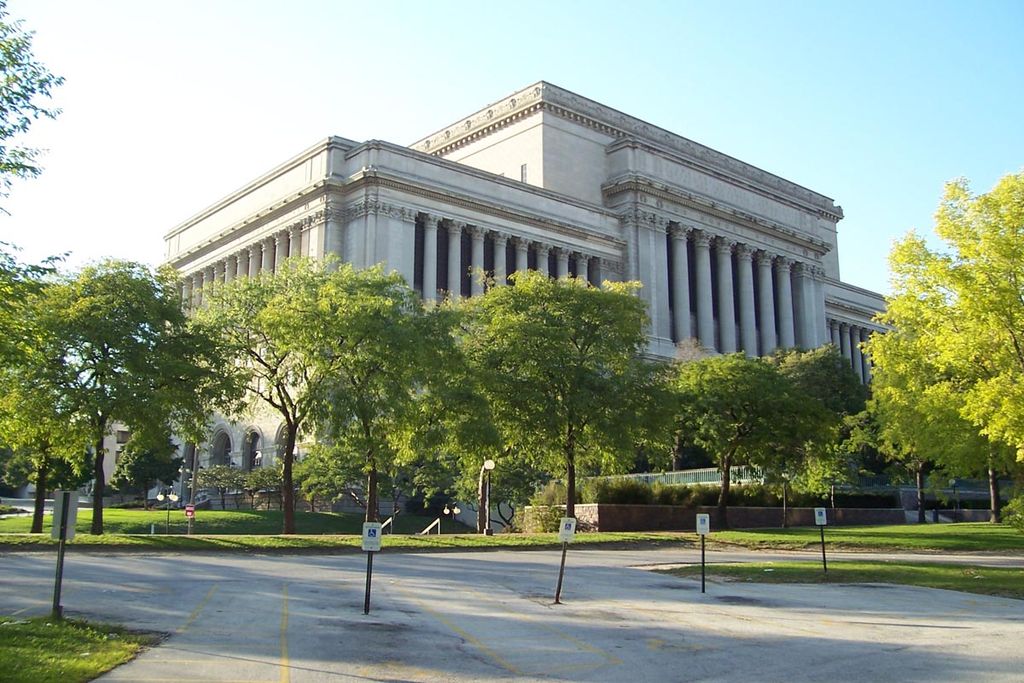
[692,230,713,249]
[792,261,814,277]
[468,225,485,239]
[450,220,467,232]
[774,256,793,273]
[511,236,530,249]
[668,223,690,240]
[755,250,774,267]
[714,236,735,252]
[653,215,670,233]
[735,243,754,261]
[491,231,508,245]
[829,318,840,330]
[424,214,441,230]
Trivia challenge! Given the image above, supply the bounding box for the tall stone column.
[289,225,301,258]
[224,256,236,284]
[181,277,192,311]
[577,253,590,285]
[324,205,344,259]
[513,237,529,277]
[237,249,249,279]
[192,272,203,308]
[775,258,795,348]
[248,245,260,278]
[756,251,777,354]
[735,244,756,356]
[262,237,275,273]
[830,319,841,349]
[212,262,225,290]
[850,325,865,383]
[715,238,736,353]
[669,225,691,343]
[839,322,851,360]
[493,233,508,287]
[555,248,570,278]
[813,267,827,347]
[693,231,715,350]
[447,221,464,297]
[860,328,872,383]
[422,215,439,301]
[536,244,551,277]
[204,266,216,298]
[792,262,814,348]
[469,226,485,296]
[591,258,603,286]
[275,232,288,271]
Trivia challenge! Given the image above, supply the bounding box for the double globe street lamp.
[156,489,179,534]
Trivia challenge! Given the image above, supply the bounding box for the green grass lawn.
[657,560,1024,600]
[0,616,157,683]
[713,523,1024,552]
[0,507,471,536]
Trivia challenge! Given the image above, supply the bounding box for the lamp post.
[478,459,496,535]
[156,490,179,534]
[950,479,960,523]
[441,504,460,534]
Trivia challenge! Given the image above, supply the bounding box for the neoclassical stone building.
[166,82,884,467]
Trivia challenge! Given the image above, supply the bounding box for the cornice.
[602,174,832,256]
[409,81,842,219]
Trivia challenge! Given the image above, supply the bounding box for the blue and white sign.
[814,507,828,526]
[362,522,383,552]
[696,513,710,536]
[558,517,577,543]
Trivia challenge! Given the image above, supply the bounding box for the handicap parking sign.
[558,517,577,543]
[362,522,383,552]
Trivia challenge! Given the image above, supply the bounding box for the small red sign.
[184,504,195,518]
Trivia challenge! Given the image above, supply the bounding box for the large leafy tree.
[463,272,674,519]
[675,353,823,528]
[110,441,182,506]
[24,260,234,534]
[868,173,1024,518]
[0,0,64,205]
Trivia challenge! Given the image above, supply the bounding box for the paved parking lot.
[2,547,1022,681]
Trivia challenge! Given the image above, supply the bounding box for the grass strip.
[0,530,695,553]
[713,523,1024,552]
[657,560,1024,600]
[0,616,158,683]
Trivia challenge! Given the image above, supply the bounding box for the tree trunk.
[915,464,926,524]
[365,463,379,522]
[830,482,836,509]
[989,467,1001,523]
[91,424,107,535]
[671,432,683,471]
[281,424,297,533]
[565,428,577,519]
[782,481,788,529]
[717,453,732,530]
[220,488,226,510]
[31,460,48,534]
[477,464,488,533]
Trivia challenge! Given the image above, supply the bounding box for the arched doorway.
[210,432,232,467]
[244,431,261,471]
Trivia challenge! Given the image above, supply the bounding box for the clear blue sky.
[3,0,1022,294]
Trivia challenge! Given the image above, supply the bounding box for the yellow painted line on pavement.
[396,587,522,676]
[177,583,218,634]
[280,582,290,683]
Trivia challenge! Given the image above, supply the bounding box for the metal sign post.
[362,522,382,614]
[51,490,78,619]
[814,507,828,573]
[553,517,576,604]
[696,513,710,593]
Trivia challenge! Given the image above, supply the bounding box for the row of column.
[665,225,827,357]
[829,319,873,384]
[419,214,603,301]
[180,225,302,309]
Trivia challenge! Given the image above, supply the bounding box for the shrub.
[583,478,653,505]
[1005,495,1024,532]
[652,483,692,506]
[532,481,570,506]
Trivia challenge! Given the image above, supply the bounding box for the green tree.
[24,260,235,534]
[463,272,674,519]
[868,174,1024,520]
[245,464,283,510]
[195,464,245,510]
[674,354,822,528]
[110,441,182,506]
[0,1,64,203]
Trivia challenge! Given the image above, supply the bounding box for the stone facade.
[165,82,885,461]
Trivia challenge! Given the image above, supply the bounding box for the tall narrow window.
[520,164,528,183]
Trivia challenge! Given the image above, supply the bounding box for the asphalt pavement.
[1,546,1022,682]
